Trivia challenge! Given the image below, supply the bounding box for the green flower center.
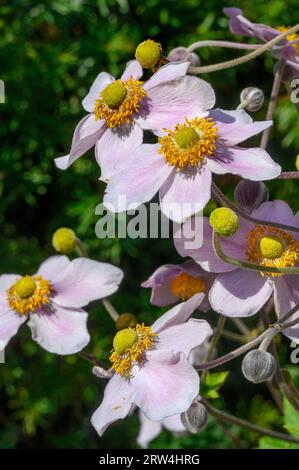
[113,328,139,354]
[14,276,37,299]
[174,126,200,149]
[259,235,285,259]
[101,80,127,109]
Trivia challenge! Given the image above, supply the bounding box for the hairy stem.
[188,24,299,74]
[186,40,259,53]
[203,399,299,445]
[102,299,119,322]
[260,60,285,149]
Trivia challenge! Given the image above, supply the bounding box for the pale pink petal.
[96,123,143,182]
[151,293,205,333]
[143,62,189,90]
[36,256,70,284]
[273,277,297,317]
[251,200,295,225]
[131,350,199,421]
[139,76,215,130]
[27,304,90,354]
[174,217,237,273]
[52,258,123,309]
[54,114,105,170]
[163,414,186,433]
[0,274,20,310]
[156,319,213,357]
[91,374,133,437]
[137,412,162,448]
[121,60,143,81]
[212,146,281,180]
[217,120,272,146]
[0,309,27,350]
[82,72,115,113]
[210,108,253,125]
[209,269,273,317]
[160,166,212,223]
[103,145,172,212]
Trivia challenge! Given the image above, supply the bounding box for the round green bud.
[259,235,284,259]
[101,80,127,109]
[14,275,36,299]
[113,328,138,354]
[174,126,199,149]
[135,39,162,69]
[116,313,138,331]
[209,207,239,237]
[52,227,76,254]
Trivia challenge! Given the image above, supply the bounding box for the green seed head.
[135,39,162,69]
[209,207,239,237]
[52,227,76,254]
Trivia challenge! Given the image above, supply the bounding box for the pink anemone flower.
[91,294,212,436]
[0,256,123,354]
[175,200,299,343]
[136,338,211,448]
[104,107,280,223]
[224,8,299,79]
[55,60,214,182]
[142,259,216,310]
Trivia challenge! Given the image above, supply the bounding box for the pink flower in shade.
[0,256,123,355]
[142,259,216,310]
[137,411,186,448]
[175,200,299,343]
[224,8,299,79]
[54,60,213,182]
[91,294,213,436]
[136,340,211,448]
[104,108,280,223]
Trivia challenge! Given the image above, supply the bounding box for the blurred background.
[1,0,299,449]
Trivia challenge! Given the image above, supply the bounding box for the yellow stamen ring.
[170,272,207,301]
[94,78,147,128]
[7,275,52,316]
[246,225,299,277]
[159,117,218,170]
[110,324,156,376]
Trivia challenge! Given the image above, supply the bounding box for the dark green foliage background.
[0,0,299,449]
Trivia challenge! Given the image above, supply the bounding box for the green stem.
[202,315,226,382]
[213,231,299,275]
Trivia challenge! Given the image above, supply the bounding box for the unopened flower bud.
[181,402,208,433]
[135,39,162,69]
[167,47,201,67]
[242,349,277,384]
[52,227,76,254]
[209,207,239,237]
[116,313,138,331]
[240,87,264,112]
[234,180,269,213]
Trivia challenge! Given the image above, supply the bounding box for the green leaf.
[283,398,299,438]
[259,436,299,449]
[201,371,229,400]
